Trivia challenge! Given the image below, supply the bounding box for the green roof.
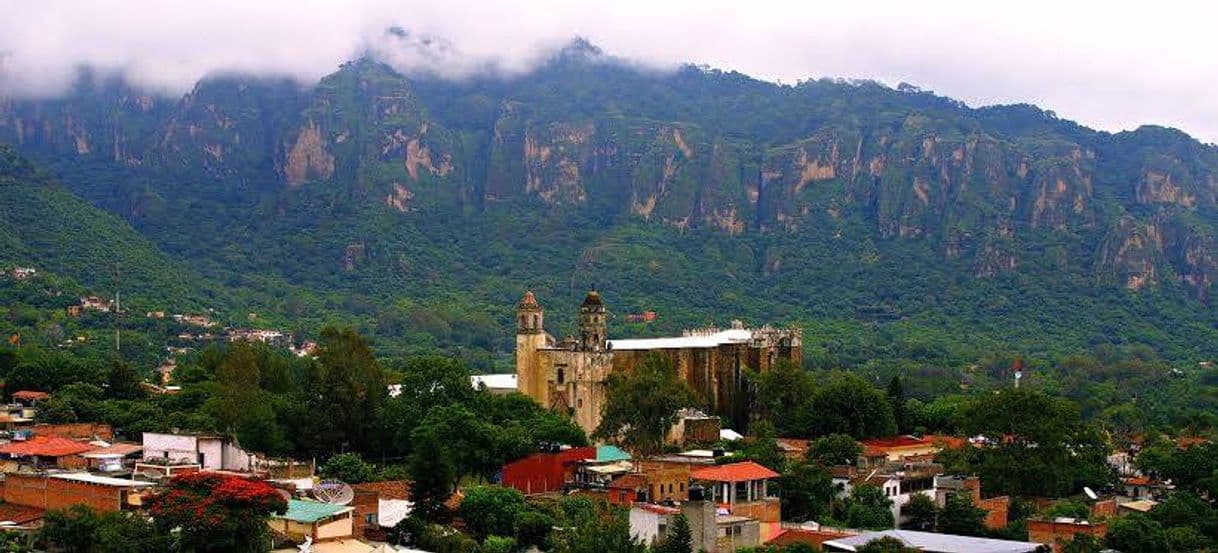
[597,445,631,462]
[278,499,350,523]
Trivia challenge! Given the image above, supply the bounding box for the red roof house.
[0,436,94,469]
[691,461,782,522]
[11,391,49,402]
[690,461,780,483]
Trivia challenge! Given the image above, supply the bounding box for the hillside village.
[0,283,1210,552]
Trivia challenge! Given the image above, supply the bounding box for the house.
[268,499,355,543]
[11,391,48,406]
[629,502,682,545]
[832,463,941,526]
[350,480,411,540]
[66,305,83,317]
[227,328,291,348]
[3,472,154,512]
[690,461,780,523]
[79,296,112,312]
[859,435,942,467]
[139,432,256,472]
[638,459,695,503]
[31,422,113,441]
[80,442,144,472]
[501,445,596,495]
[682,488,762,552]
[10,267,37,280]
[934,475,1010,530]
[1026,518,1107,553]
[1117,499,1158,514]
[823,529,1045,552]
[607,473,649,505]
[0,436,95,471]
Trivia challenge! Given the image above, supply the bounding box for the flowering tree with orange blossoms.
[148,472,287,552]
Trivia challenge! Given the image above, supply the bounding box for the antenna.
[312,480,354,505]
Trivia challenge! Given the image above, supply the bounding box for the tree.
[656,514,693,553]
[901,493,937,531]
[105,358,143,400]
[594,354,699,456]
[513,509,556,550]
[738,421,788,472]
[147,472,287,552]
[806,433,862,467]
[886,376,906,433]
[459,486,526,541]
[407,426,456,523]
[551,498,645,553]
[1106,514,1168,552]
[1045,500,1090,520]
[1060,533,1103,553]
[778,462,835,522]
[845,485,895,530]
[312,327,386,453]
[319,452,377,484]
[807,372,896,439]
[1164,526,1208,553]
[752,360,816,436]
[481,536,517,553]
[936,493,986,536]
[856,536,919,553]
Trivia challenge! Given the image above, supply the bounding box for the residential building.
[3,472,154,513]
[682,488,761,553]
[822,529,1044,552]
[774,438,810,461]
[501,445,596,495]
[268,499,355,543]
[690,461,780,523]
[10,267,37,280]
[934,475,1011,530]
[628,502,682,545]
[516,290,801,433]
[140,432,256,472]
[1026,518,1107,553]
[0,436,95,471]
[859,435,942,467]
[766,525,857,550]
[832,463,941,526]
[638,459,695,503]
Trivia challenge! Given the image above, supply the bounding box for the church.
[515,290,802,434]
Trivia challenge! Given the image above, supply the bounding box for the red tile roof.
[690,461,779,483]
[11,391,48,401]
[635,503,680,515]
[0,436,94,457]
[1123,476,1152,486]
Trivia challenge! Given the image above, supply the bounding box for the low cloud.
[2,0,1217,142]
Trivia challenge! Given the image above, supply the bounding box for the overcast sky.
[3,0,1216,143]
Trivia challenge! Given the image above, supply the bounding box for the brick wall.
[978,496,1010,529]
[32,423,114,441]
[1027,519,1108,553]
[1091,499,1117,520]
[4,474,125,512]
[730,498,781,524]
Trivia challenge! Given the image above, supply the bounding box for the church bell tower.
[515,291,547,404]
[578,289,607,352]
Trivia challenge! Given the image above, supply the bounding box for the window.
[364,514,375,525]
[680,482,685,492]
[557,368,565,384]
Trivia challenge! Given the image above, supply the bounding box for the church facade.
[515,290,803,434]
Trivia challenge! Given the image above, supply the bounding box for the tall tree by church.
[594,353,699,456]
[311,327,386,454]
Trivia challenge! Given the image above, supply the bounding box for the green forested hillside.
[3,43,1218,376]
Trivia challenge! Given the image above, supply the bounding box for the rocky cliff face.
[5,58,1218,301]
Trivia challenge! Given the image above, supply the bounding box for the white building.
[140,432,255,471]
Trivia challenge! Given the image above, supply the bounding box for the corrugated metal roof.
[823,530,1042,553]
[278,499,352,523]
[608,328,753,351]
[49,473,154,487]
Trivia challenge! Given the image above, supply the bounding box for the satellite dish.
[1084,486,1098,500]
[312,480,354,505]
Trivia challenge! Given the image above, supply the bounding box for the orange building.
[4,472,153,512]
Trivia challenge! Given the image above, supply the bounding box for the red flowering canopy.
[148,472,288,551]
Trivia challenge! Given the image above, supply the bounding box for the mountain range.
[3,40,1218,365]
